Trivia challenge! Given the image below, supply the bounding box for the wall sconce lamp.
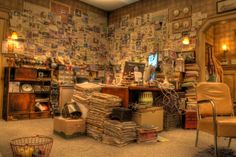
[221,44,228,63]
[11,31,18,40]
[7,31,18,52]
[182,36,190,45]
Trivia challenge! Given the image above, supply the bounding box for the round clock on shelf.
[21,84,33,92]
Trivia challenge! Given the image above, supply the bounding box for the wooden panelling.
[14,68,37,80]
[9,93,34,112]
[223,69,236,102]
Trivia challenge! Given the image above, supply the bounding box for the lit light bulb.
[222,44,228,51]
[182,36,190,45]
[11,31,18,40]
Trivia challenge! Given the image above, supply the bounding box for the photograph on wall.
[51,1,70,23]
[74,8,81,17]
[217,0,236,13]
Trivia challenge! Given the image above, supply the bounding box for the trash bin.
[10,135,53,157]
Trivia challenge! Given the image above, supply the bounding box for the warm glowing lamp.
[182,36,190,45]
[222,44,228,51]
[11,31,18,40]
[221,44,228,63]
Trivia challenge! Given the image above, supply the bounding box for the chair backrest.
[196,82,234,116]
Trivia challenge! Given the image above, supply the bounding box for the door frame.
[196,11,236,81]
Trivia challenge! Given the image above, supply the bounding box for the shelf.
[34,91,50,94]
[35,98,50,102]
[9,92,34,94]
[3,67,52,121]
[9,92,50,94]
[13,78,51,82]
[29,111,51,119]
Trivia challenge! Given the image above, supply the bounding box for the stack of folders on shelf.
[87,93,122,141]
[182,63,200,110]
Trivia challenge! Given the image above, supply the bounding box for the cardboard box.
[53,117,85,136]
[132,107,164,131]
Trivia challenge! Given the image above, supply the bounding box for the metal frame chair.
[195,82,236,157]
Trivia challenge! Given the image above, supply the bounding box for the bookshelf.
[3,67,52,120]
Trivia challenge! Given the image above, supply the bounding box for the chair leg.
[195,129,199,147]
[214,133,218,157]
[228,138,232,148]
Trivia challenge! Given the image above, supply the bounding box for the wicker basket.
[10,135,53,157]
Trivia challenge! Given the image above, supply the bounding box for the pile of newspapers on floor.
[72,82,101,119]
[86,92,122,141]
[102,120,137,147]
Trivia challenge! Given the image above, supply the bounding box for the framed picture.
[51,1,70,23]
[217,0,236,13]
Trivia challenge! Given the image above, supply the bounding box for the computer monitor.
[148,52,158,67]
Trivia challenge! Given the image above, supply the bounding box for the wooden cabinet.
[222,65,236,102]
[2,67,52,120]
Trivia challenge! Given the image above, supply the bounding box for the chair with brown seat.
[195,82,236,157]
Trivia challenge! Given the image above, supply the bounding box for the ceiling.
[80,0,139,11]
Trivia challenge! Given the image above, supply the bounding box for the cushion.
[198,116,236,137]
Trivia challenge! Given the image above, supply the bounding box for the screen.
[148,53,158,67]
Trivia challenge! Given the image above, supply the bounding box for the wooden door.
[223,65,236,102]
[0,10,9,118]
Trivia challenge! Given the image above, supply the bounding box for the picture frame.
[217,0,236,14]
[51,0,70,23]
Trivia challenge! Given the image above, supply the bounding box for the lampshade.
[11,31,18,40]
[182,36,190,45]
[222,44,228,51]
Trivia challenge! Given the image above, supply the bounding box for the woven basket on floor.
[10,135,53,157]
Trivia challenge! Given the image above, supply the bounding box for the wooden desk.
[101,86,164,108]
[129,86,162,91]
[101,86,129,107]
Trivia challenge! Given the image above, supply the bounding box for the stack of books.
[182,63,200,110]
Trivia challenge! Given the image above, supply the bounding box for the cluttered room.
[0,0,236,157]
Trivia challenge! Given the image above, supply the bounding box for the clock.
[21,84,33,92]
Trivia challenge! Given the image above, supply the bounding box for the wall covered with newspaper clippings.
[8,1,108,66]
